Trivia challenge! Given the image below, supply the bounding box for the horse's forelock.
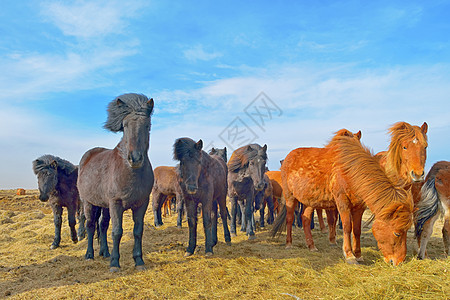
[32,155,76,175]
[104,93,153,133]
[173,138,201,161]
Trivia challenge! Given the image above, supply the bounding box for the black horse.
[77,93,154,272]
[32,155,85,249]
[227,144,267,239]
[174,138,231,256]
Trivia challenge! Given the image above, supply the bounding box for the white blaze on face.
[412,138,418,144]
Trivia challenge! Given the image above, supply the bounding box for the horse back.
[282,147,336,208]
[153,166,180,195]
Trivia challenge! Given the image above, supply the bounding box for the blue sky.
[1,0,449,189]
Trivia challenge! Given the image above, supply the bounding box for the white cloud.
[183,45,223,62]
[41,0,147,38]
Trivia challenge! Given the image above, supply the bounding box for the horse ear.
[195,139,203,151]
[210,148,216,154]
[280,159,284,166]
[50,160,58,169]
[355,130,362,140]
[147,98,154,114]
[247,145,253,152]
[263,144,267,152]
[116,98,125,106]
[421,122,428,134]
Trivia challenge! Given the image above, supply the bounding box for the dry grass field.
[0,189,448,299]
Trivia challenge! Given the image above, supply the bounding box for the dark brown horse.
[174,138,231,256]
[414,161,450,259]
[151,166,184,228]
[257,173,275,227]
[32,155,85,249]
[228,144,267,239]
[78,93,154,272]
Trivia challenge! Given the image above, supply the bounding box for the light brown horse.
[271,129,361,254]
[414,161,450,259]
[375,122,428,185]
[266,170,282,215]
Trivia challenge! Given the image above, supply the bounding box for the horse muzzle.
[128,152,144,169]
[186,184,198,194]
[39,194,49,202]
[255,183,265,191]
[410,170,425,182]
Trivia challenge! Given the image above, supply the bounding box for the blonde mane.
[331,136,413,231]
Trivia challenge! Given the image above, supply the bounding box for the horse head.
[388,122,428,183]
[247,144,268,191]
[174,138,203,195]
[209,147,227,162]
[105,94,154,169]
[35,159,58,202]
[372,201,413,266]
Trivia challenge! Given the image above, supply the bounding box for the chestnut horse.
[174,138,231,256]
[228,144,268,239]
[78,93,154,272]
[33,155,85,249]
[266,170,281,215]
[375,122,428,185]
[152,166,184,228]
[271,129,360,254]
[414,161,450,259]
[257,173,275,227]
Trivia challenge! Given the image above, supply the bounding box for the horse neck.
[200,152,212,177]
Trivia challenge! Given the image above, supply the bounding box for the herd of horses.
[31,93,449,272]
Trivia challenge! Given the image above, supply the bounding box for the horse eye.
[393,232,401,238]
[403,146,407,150]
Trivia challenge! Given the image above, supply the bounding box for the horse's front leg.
[417,214,439,259]
[285,196,297,248]
[266,195,275,225]
[230,196,238,236]
[211,199,218,248]
[218,195,231,245]
[443,216,450,257]
[132,200,149,270]
[259,202,266,228]
[176,193,184,228]
[302,206,317,251]
[202,199,214,255]
[109,202,124,272]
[337,205,356,263]
[351,207,365,262]
[244,192,256,240]
[317,209,327,233]
[67,204,78,244]
[152,192,164,227]
[185,200,198,256]
[51,204,63,249]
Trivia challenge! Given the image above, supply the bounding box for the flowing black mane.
[104,93,153,132]
[32,154,77,175]
[173,137,201,161]
[228,144,267,172]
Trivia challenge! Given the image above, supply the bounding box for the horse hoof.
[346,257,359,265]
[184,252,193,257]
[135,265,146,271]
[110,267,120,273]
[177,225,182,229]
[285,244,293,249]
[205,252,213,257]
[248,235,256,241]
[356,256,364,262]
[50,244,59,250]
[309,247,318,252]
[72,240,78,244]
[231,233,237,237]
[329,242,338,247]
[226,241,232,246]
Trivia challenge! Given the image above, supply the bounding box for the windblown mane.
[227,144,267,173]
[173,137,199,161]
[104,93,153,132]
[385,122,428,180]
[32,154,77,175]
[331,136,413,231]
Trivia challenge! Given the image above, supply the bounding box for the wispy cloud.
[183,45,223,62]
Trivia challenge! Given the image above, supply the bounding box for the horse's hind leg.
[211,200,218,247]
[317,209,327,233]
[176,194,184,228]
[266,195,275,225]
[77,200,86,241]
[218,196,231,245]
[259,201,266,228]
[152,192,165,227]
[325,209,338,246]
[99,208,110,258]
[202,200,214,255]
[132,200,149,270]
[67,205,78,243]
[230,196,238,236]
[302,206,317,251]
[51,204,63,249]
[84,203,99,260]
[443,216,450,257]
[417,214,438,259]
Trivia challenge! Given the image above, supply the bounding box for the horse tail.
[270,204,287,238]
[414,178,443,238]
